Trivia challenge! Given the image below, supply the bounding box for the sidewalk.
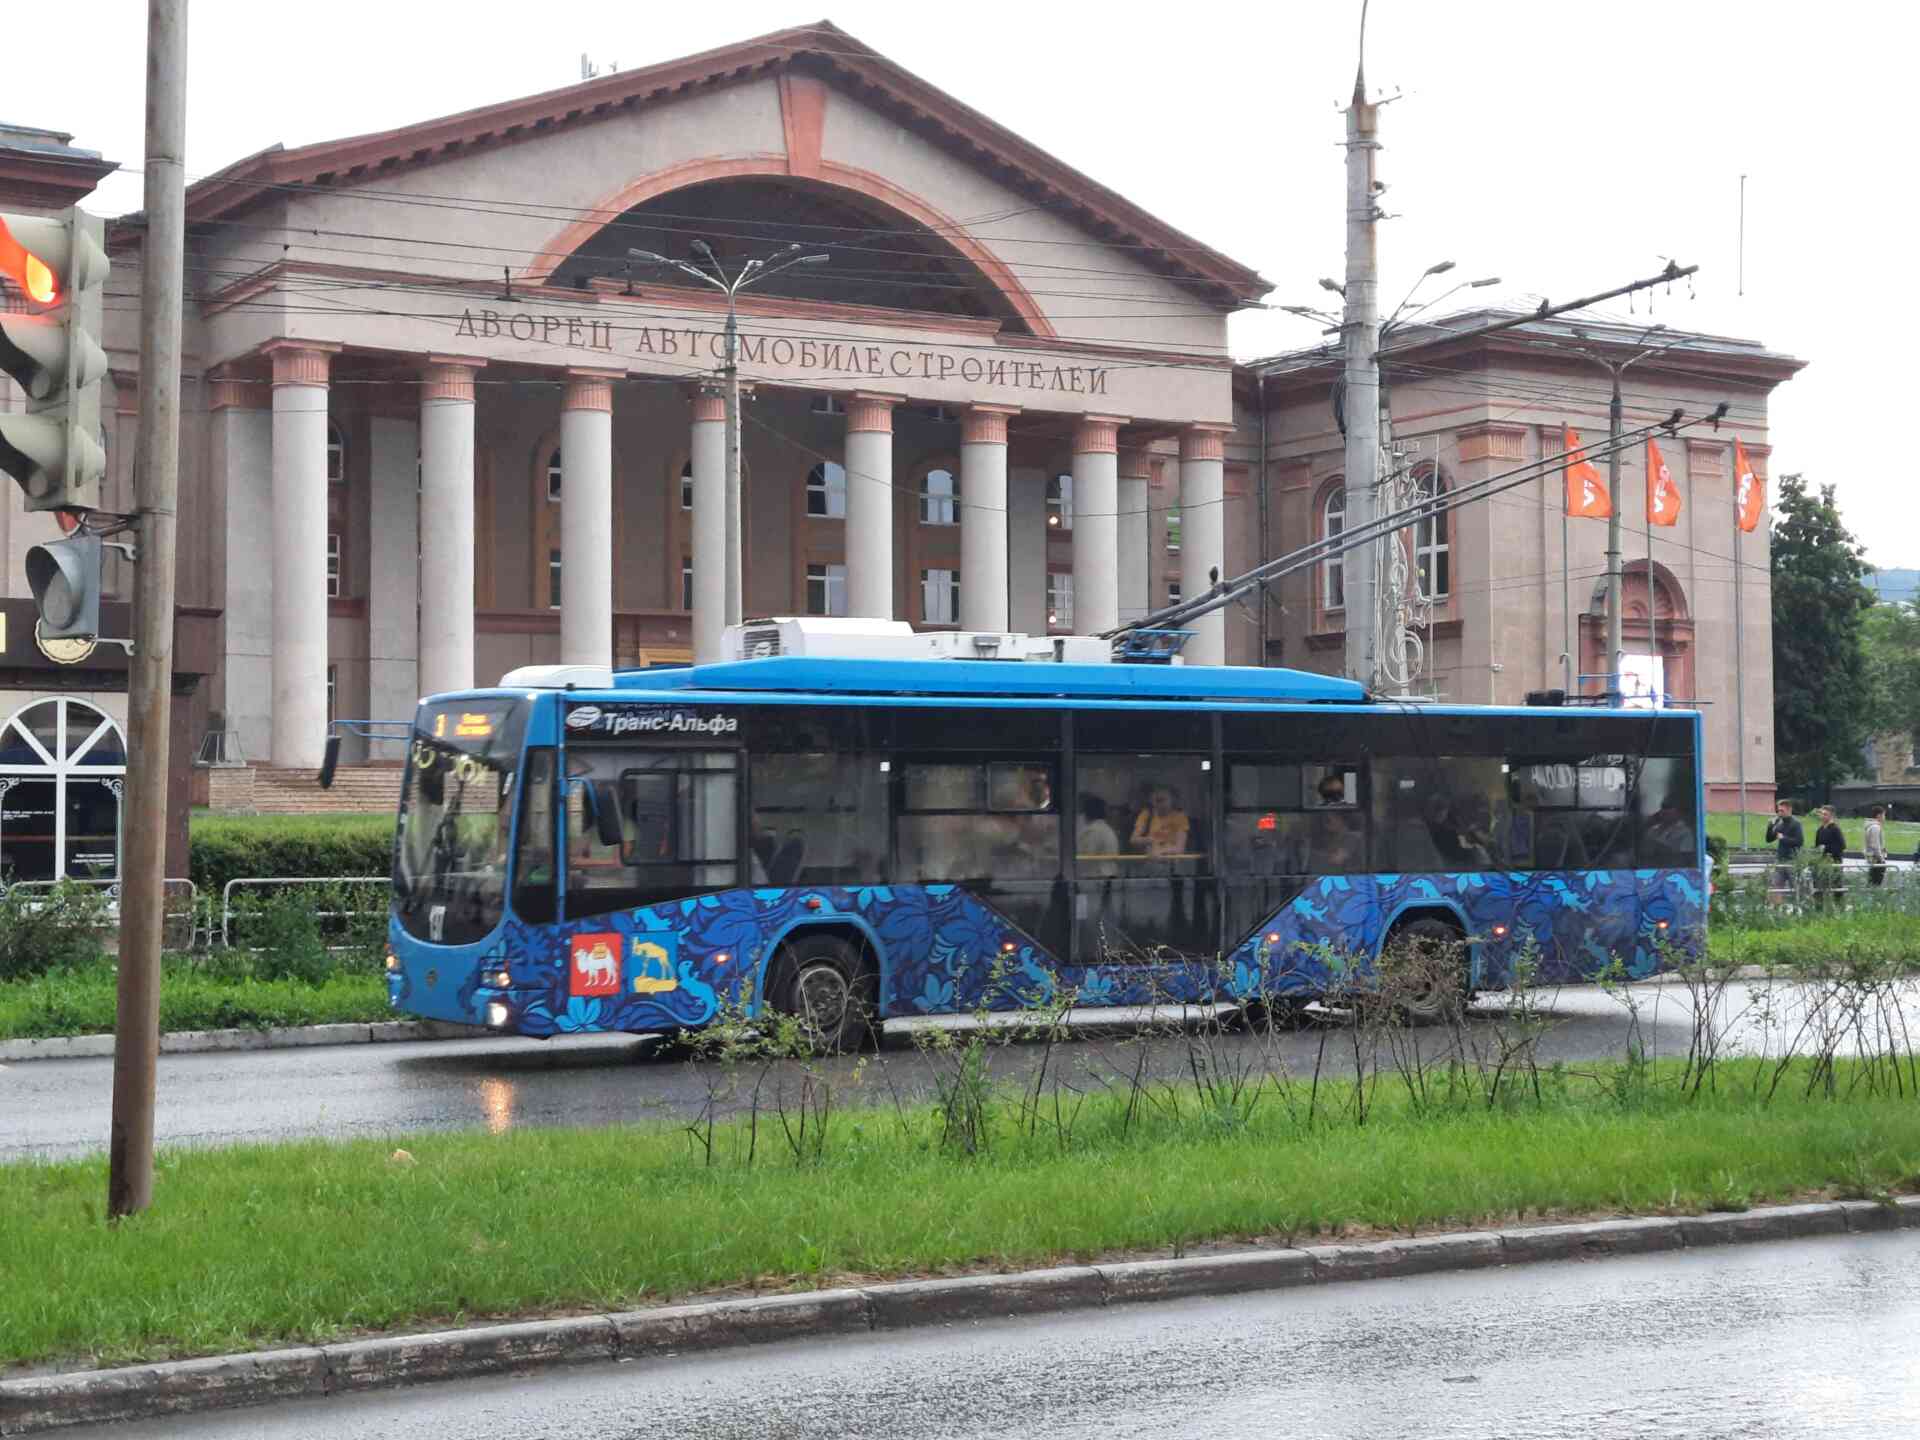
[0,1020,485,1065]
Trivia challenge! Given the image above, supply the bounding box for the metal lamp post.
[628,241,828,626]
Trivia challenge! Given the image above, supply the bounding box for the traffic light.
[25,530,102,641]
[0,206,110,514]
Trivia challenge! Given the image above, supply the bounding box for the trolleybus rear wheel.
[1381,917,1470,1025]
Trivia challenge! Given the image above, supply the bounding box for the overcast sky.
[19,0,1907,565]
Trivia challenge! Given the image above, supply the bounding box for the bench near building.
[0,21,1798,887]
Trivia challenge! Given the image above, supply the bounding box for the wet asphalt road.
[72,1230,1920,1438]
[3,979,1915,1160]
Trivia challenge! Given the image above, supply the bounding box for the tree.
[1770,474,1875,801]
[1862,599,1920,766]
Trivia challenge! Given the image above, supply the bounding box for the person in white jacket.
[1864,805,1889,888]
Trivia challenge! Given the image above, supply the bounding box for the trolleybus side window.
[896,759,1058,882]
[563,749,738,918]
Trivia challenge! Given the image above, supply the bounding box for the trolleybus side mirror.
[590,780,623,849]
[318,734,341,789]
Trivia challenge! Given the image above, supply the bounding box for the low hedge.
[188,814,395,894]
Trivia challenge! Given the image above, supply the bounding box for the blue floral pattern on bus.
[397,867,1704,1038]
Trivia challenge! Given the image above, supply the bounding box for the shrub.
[189,815,394,895]
[0,882,112,982]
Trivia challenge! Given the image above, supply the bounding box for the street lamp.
[629,240,828,628]
[1556,321,1687,702]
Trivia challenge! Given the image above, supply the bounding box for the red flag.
[1733,437,1765,533]
[1563,426,1611,519]
[1646,437,1681,527]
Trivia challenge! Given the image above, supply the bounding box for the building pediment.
[161,20,1266,310]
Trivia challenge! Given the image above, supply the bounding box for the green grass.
[1708,910,1920,968]
[0,959,388,1040]
[3,1060,1918,1370]
[1708,811,1920,853]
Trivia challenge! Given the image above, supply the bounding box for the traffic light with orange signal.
[0,206,111,515]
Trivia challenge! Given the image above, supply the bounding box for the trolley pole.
[109,0,188,1220]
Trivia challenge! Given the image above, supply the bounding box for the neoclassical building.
[1,23,1800,885]
[93,21,1263,779]
[1242,310,1803,813]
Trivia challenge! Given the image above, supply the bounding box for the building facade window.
[1167,577,1182,604]
[806,461,847,519]
[326,533,341,599]
[1046,570,1074,629]
[326,421,345,484]
[921,567,959,624]
[921,467,958,525]
[546,447,563,502]
[681,460,693,511]
[806,561,848,616]
[0,698,127,885]
[811,393,846,416]
[1046,473,1073,530]
[326,665,338,724]
[1320,483,1346,614]
[548,549,562,609]
[1412,467,1450,601]
[1166,504,1182,553]
[681,557,693,611]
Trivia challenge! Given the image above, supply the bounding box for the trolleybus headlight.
[485,1002,512,1028]
[482,968,512,989]
[384,950,400,973]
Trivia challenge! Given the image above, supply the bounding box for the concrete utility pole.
[628,241,826,645]
[1561,324,1685,703]
[1339,37,1382,689]
[109,0,187,1220]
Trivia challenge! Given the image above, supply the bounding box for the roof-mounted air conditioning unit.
[722,619,1112,664]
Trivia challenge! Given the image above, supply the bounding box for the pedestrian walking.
[1812,806,1847,909]
[1864,805,1889,889]
[1764,800,1804,906]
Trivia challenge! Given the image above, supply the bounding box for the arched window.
[546,448,563,502]
[326,421,345,484]
[0,699,126,885]
[1320,484,1346,612]
[1412,467,1450,601]
[1046,473,1073,530]
[921,467,957,525]
[806,461,847,519]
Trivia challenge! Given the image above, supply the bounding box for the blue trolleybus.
[383,623,1705,1046]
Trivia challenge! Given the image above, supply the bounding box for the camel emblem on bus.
[569,933,621,997]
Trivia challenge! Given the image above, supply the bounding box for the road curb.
[4,1195,1917,1434]
[0,1020,486,1064]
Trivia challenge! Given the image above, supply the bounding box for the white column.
[1117,445,1152,623]
[1071,415,1126,635]
[268,344,337,769]
[211,376,274,767]
[845,392,900,619]
[418,356,481,697]
[960,404,1016,632]
[689,388,727,663]
[1180,425,1230,665]
[1007,464,1048,634]
[560,369,618,667]
[367,413,420,735]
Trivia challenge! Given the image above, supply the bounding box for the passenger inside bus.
[1130,785,1191,857]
